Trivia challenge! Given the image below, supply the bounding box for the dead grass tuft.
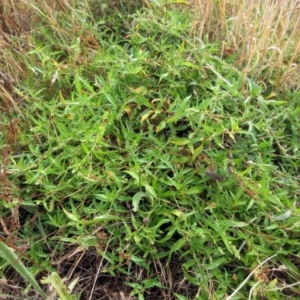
[190,0,300,91]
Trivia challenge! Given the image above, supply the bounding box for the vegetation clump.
[0,0,299,299]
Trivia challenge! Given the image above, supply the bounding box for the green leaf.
[185,186,202,195]
[221,220,249,228]
[79,214,122,224]
[264,100,287,105]
[170,238,186,252]
[173,156,190,164]
[132,191,146,212]
[124,170,140,181]
[170,138,191,146]
[144,183,157,199]
[156,121,166,133]
[206,257,227,270]
[62,208,79,222]
[41,272,76,300]
[175,293,189,300]
[0,241,47,298]
[63,208,121,224]
[192,144,203,161]
[271,209,292,221]
[280,256,300,275]
[166,113,185,123]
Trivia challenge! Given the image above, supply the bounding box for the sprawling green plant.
[0,0,299,299]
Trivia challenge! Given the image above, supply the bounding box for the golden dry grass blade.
[190,0,300,91]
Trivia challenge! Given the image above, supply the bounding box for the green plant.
[0,0,299,299]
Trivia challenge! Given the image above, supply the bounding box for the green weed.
[0,0,299,299]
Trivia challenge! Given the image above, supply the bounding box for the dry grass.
[0,0,29,113]
[190,0,300,91]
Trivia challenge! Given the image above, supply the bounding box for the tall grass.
[191,0,300,91]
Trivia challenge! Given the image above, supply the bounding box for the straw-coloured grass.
[191,0,300,91]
